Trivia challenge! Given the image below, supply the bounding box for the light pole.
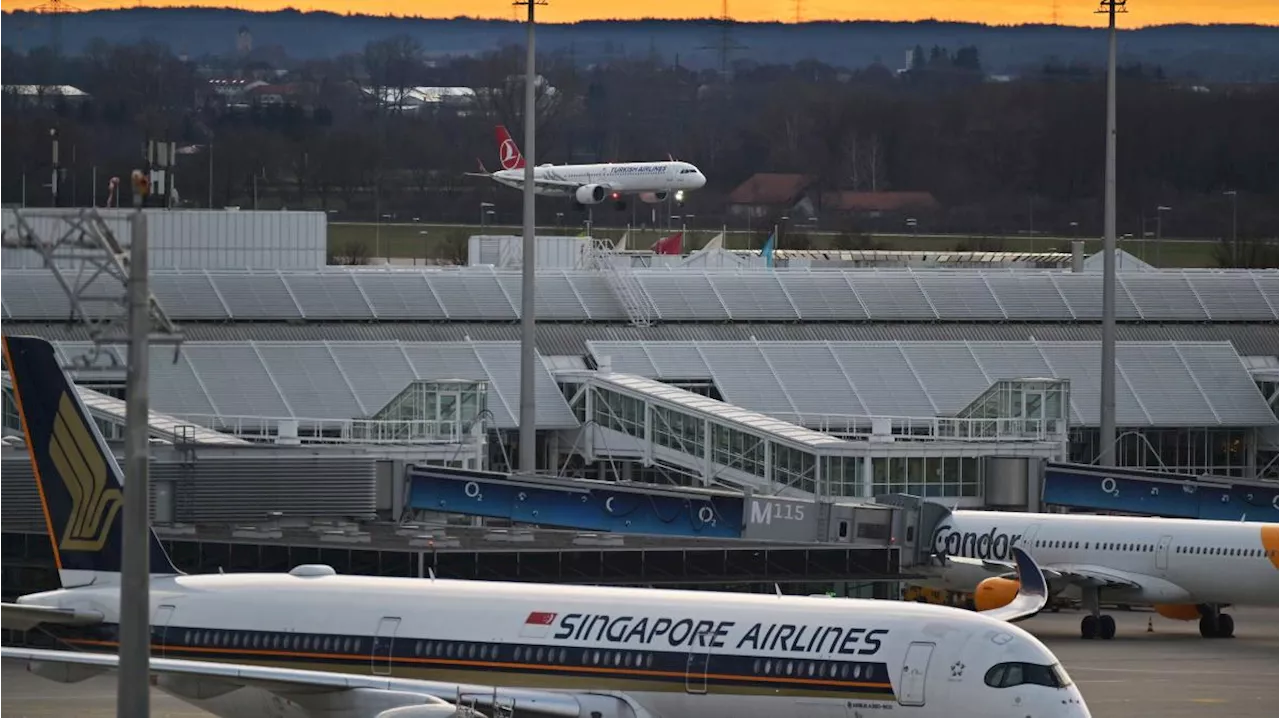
[480,201,494,228]
[516,0,546,475]
[1096,0,1125,467]
[1155,205,1171,267]
[1223,190,1238,267]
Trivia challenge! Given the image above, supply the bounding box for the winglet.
[977,546,1048,624]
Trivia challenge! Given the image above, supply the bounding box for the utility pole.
[118,169,153,718]
[1096,0,1125,467]
[50,129,59,208]
[516,0,546,474]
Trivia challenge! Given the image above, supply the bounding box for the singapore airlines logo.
[49,393,122,552]
[499,138,520,170]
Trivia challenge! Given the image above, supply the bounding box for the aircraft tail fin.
[494,124,526,171]
[2,335,181,588]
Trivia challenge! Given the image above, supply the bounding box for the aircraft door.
[898,641,935,707]
[1155,534,1173,572]
[152,604,177,658]
[683,626,713,695]
[372,617,402,676]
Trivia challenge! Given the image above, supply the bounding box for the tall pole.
[1097,0,1124,467]
[517,0,544,474]
[118,171,152,718]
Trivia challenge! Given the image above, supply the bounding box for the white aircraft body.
[0,335,1092,718]
[917,509,1279,640]
[466,125,706,208]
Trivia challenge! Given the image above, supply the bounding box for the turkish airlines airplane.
[466,125,707,210]
[918,509,1279,641]
[0,334,1092,718]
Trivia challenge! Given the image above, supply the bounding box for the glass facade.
[711,424,766,478]
[594,389,645,437]
[772,443,816,493]
[1068,427,1256,478]
[650,406,705,456]
[367,380,487,442]
[822,456,863,497]
[868,456,981,498]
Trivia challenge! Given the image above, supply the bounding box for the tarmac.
[1,606,1276,718]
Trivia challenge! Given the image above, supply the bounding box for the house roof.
[728,173,814,205]
[822,191,939,212]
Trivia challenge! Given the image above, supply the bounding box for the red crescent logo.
[499,139,520,169]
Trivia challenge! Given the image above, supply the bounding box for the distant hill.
[3,9,1277,82]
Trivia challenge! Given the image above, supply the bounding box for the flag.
[520,611,557,638]
[652,231,683,255]
[614,229,630,251]
[702,232,724,251]
[761,228,777,268]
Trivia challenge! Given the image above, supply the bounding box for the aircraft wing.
[940,556,1143,591]
[1,603,104,631]
[975,547,1049,623]
[1,647,648,718]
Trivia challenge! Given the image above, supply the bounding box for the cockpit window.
[984,662,1072,689]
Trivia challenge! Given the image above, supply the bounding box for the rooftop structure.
[4,267,1275,323]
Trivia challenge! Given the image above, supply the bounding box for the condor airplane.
[0,335,1092,718]
[466,125,706,210]
[918,509,1279,641]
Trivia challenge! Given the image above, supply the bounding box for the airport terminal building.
[2,210,1276,597]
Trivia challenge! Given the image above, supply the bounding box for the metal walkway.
[1,372,249,446]
[566,372,1064,499]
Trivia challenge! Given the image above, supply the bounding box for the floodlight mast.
[516,0,546,474]
[1096,0,1126,467]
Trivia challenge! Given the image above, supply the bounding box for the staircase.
[586,238,653,328]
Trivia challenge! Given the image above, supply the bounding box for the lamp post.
[516,0,546,475]
[1223,190,1238,267]
[1096,0,1125,467]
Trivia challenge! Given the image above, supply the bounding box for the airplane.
[915,508,1279,641]
[0,334,1093,718]
[465,125,707,212]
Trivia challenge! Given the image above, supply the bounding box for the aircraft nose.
[694,172,707,188]
[1058,687,1092,718]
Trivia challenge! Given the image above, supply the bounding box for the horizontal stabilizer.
[1,603,104,631]
[978,547,1048,623]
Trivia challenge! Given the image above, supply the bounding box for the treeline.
[1,38,1276,261]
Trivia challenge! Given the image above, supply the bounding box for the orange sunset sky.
[5,0,1277,26]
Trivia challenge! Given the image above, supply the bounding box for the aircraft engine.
[1154,603,1201,621]
[575,184,607,204]
[638,191,668,204]
[973,576,1021,612]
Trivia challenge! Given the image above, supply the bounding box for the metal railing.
[770,412,1066,443]
[167,413,478,445]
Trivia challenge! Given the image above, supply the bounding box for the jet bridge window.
[984,662,1072,689]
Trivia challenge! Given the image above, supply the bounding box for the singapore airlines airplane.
[0,334,1094,718]
[466,125,707,210]
[918,509,1279,641]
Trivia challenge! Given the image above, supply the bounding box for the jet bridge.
[1,372,249,447]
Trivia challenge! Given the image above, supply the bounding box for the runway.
[2,606,1276,718]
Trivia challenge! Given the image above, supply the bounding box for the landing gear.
[1080,614,1116,640]
[1198,606,1235,638]
[1079,587,1116,640]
